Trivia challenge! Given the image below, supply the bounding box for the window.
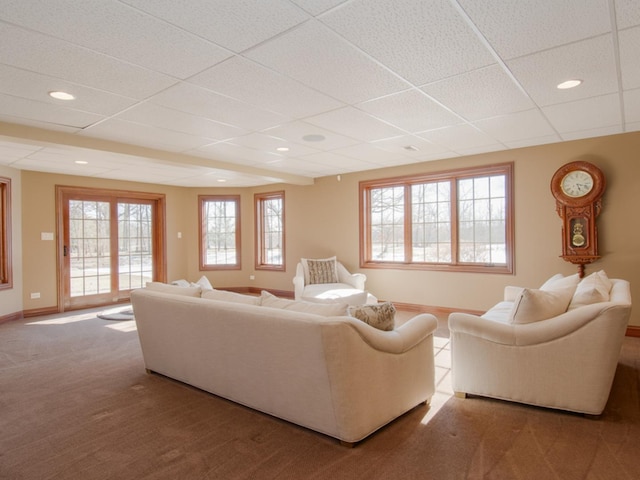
[199,195,241,270]
[255,191,285,271]
[360,163,513,273]
[0,176,11,289]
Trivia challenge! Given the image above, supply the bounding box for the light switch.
[41,232,54,241]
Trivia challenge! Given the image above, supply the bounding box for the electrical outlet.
[249,275,255,280]
[30,292,40,299]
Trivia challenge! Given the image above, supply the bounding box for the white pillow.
[540,273,580,293]
[202,289,260,305]
[190,275,214,291]
[509,286,575,324]
[145,282,202,297]
[301,256,338,285]
[569,270,612,310]
[260,291,348,316]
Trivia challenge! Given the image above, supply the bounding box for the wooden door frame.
[55,185,167,312]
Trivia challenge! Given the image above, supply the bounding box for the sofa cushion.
[202,289,260,305]
[260,291,348,316]
[301,283,369,305]
[508,286,574,324]
[301,256,338,285]
[347,302,396,331]
[569,270,612,310]
[145,282,202,297]
[540,273,580,292]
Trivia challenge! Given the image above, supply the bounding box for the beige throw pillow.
[540,273,580,292]
[347,302,396,331]
[569,270,613,310]
[260,291,348,316]
[508,287,575,324]
[301,256,338,285]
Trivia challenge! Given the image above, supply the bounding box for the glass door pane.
[118,202,153,290]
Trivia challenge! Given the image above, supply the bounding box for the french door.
[57,186,166,311]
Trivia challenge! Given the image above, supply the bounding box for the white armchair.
[293,257,377,305]
[449,275,632,415]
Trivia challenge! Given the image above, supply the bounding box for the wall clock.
[550,161,606,277]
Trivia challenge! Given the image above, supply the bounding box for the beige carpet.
[1,308,639,480]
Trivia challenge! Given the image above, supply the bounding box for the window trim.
[0,176,12,290]
[254,191,285,272]
[198,194,241,271]
[359,162,514,274]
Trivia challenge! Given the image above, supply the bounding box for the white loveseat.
[449,272,632,415]
[131,286,437,445]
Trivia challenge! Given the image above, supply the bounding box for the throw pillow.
[508,286,575,324]
[202,289,260,305]
[145,282,202,297]
[301,256,338,285]
[569,270,613,310]
[260,291,348,316]
[347,302,396,331]
[540,273,580,292]
[190,275,214,291]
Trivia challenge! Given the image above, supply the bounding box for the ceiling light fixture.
[276,146,289,152]
[557,79,582,90]
[403,145,419,152]
[49,90,75,100]
[302,134,326,142]
[74,160,88,165]
[217,179,227,183]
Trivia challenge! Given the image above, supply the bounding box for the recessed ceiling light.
[74,160,88,165]
[49,90,75,100]
[276,146,289,152]
[557,79,582,90]
[403,145,419,152]
[302,134,326,142]
[217,179,227,183]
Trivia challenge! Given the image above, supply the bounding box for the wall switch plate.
[41,232,54,241]
[30,292,40,299]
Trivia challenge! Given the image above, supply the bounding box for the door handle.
[63,245,68,257]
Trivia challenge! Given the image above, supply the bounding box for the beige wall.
[8,131,640,326]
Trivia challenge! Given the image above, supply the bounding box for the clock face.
[561,170,594,198]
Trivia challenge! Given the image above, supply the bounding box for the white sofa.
[131,286,437,445]
[293,258,377,304]
[449,272,632,415]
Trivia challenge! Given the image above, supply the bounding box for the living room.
[1,1,640,477]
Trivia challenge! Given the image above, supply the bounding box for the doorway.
[57,186,166,311]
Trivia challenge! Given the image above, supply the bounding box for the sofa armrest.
[449,312,516,345]
[336,262,366,290]
[333,313,438,354]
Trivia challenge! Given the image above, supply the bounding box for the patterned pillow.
[303,257,338,285]
[347,302,396,331]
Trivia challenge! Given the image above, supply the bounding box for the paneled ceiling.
[1,0,639,187]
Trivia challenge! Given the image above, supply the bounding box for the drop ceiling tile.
[619,26,640,90]
[0,23,176,99]
[262,121,359,150]
[0,115,82,134]
[121,0,310,53]
[459,0,611,59]
[615,0,640,29]
[0,64,138,116]
[504,135,564,150]
[0,0,232,79]
[246,20,411,104]
[371,135,452,158]
[417,124,499,151]
[0,93,104,129]
[422,64,535,121]
[297,151,374,173]
[560,125,623,141]
[222,133,320,157]
[194,142,283,166]
[321,0,495,85]
[114,103,247,141]
[291,0,348,15]
[150,82,289,132]
[358,89,464,133]
[80,119,216,152]
[188,56,344,119]
[472,109,559,143]
[624,88,640,123]
[329,143,408,164]
[12,156,112,176]
[507,35,618,107]
[305,107,405,142]
[542,94,621,134]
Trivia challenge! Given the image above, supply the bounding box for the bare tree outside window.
[199,195,241,270]
[360,163,513,274]
[255,191,285,271]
